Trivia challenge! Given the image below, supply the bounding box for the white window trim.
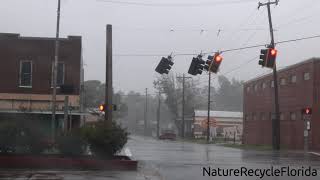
[291,75,297,83]
[19,60,32,88]
[51,62,65,88]
[280,78,286,86]
[290,112,296,120]
[304,72,310,81]
[271,80,274,88]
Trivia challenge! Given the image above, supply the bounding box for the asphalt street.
[1,135,320,180]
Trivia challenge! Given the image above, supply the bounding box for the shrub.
[0,120,47,154]
[80,122,128,158]
[56,130,87,156]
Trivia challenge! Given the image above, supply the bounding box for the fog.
[0,0,319,94]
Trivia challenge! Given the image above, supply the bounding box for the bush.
[80,122,128,158]
[0,120,47,154]
[56,130,87,156]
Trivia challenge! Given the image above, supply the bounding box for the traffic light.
[259,49,268,67]
[99,104,117,111]
[259,48,277,68]
[155,56,174,74]
[188,55,205,76]
[208,53,223,73]
[99,104,105,112]
[302,108,312,115]
[266,48,277,68]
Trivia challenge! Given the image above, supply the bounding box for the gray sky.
[1,0,319,94]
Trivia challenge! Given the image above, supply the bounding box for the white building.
[193,110,243,139]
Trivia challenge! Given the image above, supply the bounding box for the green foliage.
[80,122,129,158]
[56,130,87,156]
[0,120,47,154]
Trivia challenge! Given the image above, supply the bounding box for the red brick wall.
[243,59,318,150]
[0,33,81,95]
[311,60,320,150]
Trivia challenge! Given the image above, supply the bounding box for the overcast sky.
[1,0,319,94]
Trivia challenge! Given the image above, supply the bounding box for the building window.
[304,72,310,80]
[245,114,250,121]
[262,82,267,89]
[254,84,258,91]
[252,113,257,121]
[291,75,297,83]
[280,78,286,86]
[290,112,296,120]
[261,113,266,120]
[19,61,32,87]
[280,113,285,120]
[52,62,65,86]
[271,80,274,88]
[246,86,251,93]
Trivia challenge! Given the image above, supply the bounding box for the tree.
[213,76,243,111]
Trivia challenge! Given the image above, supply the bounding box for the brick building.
[243,58,320,150]
[0,33,84,132]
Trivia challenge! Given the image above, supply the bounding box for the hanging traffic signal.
[259,48,277,68]
[155,56,174,74]
[99,104,105,112]
[209,52,223,73]
[302,108,312,115]
[266,48,277,68]
[188,55,205,76]
[204,58,212,72]
[259,49,268,67]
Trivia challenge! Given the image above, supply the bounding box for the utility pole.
[207,72,211,143]
[157,91,161,138]
[105,24,113,124]
[51,0,61,141]
[63,96,69,132]
[177,74,192,138]
[144,88,148,136]
[258,0,280,150]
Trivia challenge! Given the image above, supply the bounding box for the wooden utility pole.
[63,96,69,131]
[105,24,113,123]
[157,91,161,138]
[51,0,61,141]
[144,88,148,136]
[207,72,211,143]
[177,74,192,138]
[258,0,280,150]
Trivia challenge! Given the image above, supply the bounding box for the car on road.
[159,130,176,140]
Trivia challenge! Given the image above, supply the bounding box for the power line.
[97,0,257,7]
[114,33,320,57]
[276,34,320,45]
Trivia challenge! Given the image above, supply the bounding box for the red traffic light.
[270,49,277,56]
[99,104,105,111]
[215,55,223,62]
[302,108,312,115]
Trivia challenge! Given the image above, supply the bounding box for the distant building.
[0,33,84,133]
[193,110,243,139]
[243,58,320,150]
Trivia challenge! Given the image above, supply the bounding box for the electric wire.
[97,0,257,7]
[114,34,320,57]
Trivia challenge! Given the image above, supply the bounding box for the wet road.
[128,136,320,180]
[1,135,320,180]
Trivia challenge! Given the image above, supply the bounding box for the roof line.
[244,58,320,84]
